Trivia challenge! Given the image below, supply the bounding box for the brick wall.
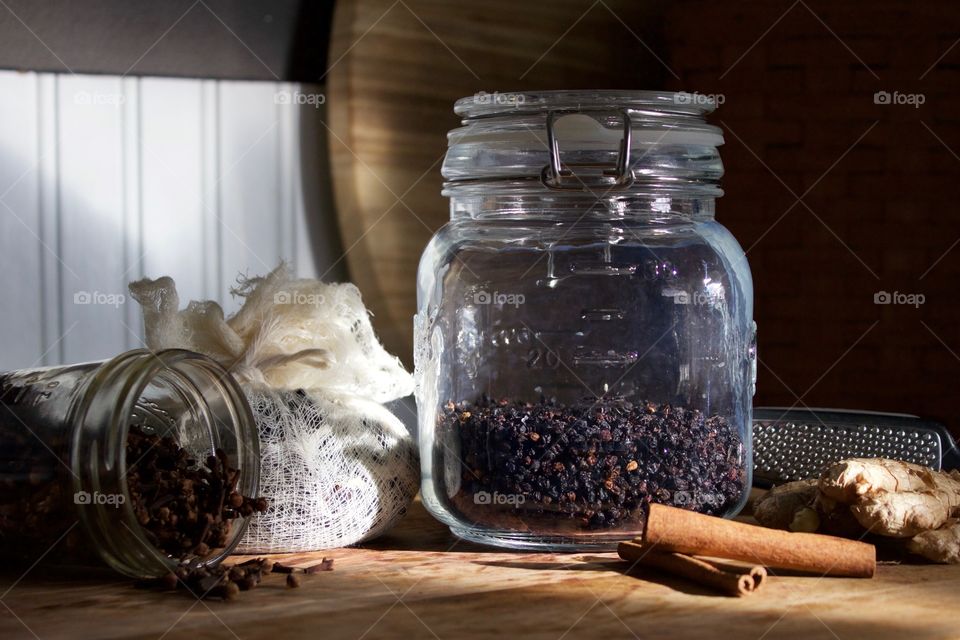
[662,1,960,432]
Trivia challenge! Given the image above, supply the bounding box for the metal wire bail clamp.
[539,108,635,192]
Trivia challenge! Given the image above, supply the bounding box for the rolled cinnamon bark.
[618,541,764,597]
[643,504,876,578]
[748,565,767,589]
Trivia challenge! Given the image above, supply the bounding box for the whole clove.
[241,556,274,573]
[270,561,296,574]
[304,557,334,574]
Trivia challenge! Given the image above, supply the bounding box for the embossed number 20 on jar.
[415,91,757,550]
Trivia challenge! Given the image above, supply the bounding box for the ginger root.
[820,458,960,537]
[753,479,859,536]
[753,458,960,563]
[820,459,946,501]
[752,479,819,531]
[851,490,956,538]
[907,519,960,564]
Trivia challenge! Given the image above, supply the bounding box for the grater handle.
[941,431,960,471]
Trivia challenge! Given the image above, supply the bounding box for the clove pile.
[126,427,268,560]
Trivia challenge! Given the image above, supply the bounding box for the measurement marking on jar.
[568,261,639,276]
[572,349,640,366]
[581,308,626,321]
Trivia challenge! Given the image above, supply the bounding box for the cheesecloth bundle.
[129,265,418,552]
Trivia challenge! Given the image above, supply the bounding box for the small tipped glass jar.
[0,349,259,578]
[415,91,757,551]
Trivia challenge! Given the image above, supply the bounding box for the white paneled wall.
[0,71,341,370]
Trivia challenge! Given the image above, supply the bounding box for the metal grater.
[752,407,960,486]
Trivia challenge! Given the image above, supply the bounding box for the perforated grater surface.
[752,407,960,486]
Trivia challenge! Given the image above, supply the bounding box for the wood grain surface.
[326,0,669,364]
[2,498,958,640]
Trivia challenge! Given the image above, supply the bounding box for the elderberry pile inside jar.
[415,91,757,550]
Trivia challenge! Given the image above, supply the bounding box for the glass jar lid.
[443,90,724,198]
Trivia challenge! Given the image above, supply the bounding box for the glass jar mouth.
[69,349,259,578]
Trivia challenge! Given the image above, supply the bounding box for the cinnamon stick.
[747,564,766,589]
[618,541,765,597]
[643,504,876,578]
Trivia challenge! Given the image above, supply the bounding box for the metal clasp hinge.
[540,109,635,192]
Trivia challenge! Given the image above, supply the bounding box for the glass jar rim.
[454,90,718,120]
[69,349,259,578]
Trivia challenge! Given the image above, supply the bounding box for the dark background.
[0,0,957,430]
[656,1,960,429]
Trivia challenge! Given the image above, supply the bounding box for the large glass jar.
[415,91,756,550]
[0,349,259,577]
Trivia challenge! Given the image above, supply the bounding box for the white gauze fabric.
[129,265,418,552]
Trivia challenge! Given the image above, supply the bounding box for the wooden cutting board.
[326,0,669,364]
[3,498,958,640]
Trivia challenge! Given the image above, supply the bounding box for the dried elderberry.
[444,397,746,529]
